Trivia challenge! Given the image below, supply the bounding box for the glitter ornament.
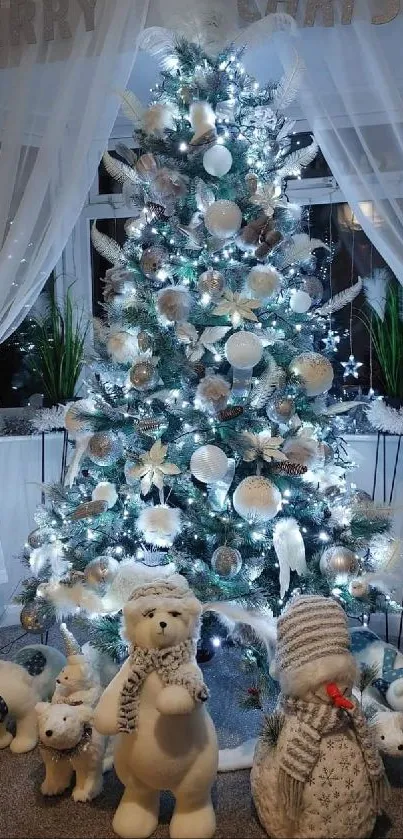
[20,601,55,634]
[130,359,158,391]
[289,290,312,314]
[197,269,225,300]
[203,145,233,177]
[137,331,153,352]
[137,505,181,547]
[225,331,263,369]
[190,445,229,484]
[107,331,139,364]
[140,247,168,281]
[87,432,122,466]
[157,286,192,323]
[319,545,359,582]
[69,500,108,520]
[92,482,118,510]
[266,395,295,424]
[247,265,281,300]
[205,200,242,239]
[84,556,119,587]
[303,275,323,304]
[233,476,281,522]
[289,352,334,397]
[211,546,242,578]
[27,528,51,550]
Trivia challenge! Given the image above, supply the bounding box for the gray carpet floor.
[0,623,402,838]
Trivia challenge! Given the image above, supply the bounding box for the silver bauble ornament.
[266,396,295,424]
[302,275,324,304]
[289,352,334,397]
[190,445,228,484]
[84,556,119,588]
[87,432,122,466]
[204,200,242,239]
[20,601,55,633]
[130,359,158,391]
[319,546,359,582]
[157,286,191,323]
[140,247,168,281]
[233,476,281,522]
[211,546,242,578]
[197,269,225,300]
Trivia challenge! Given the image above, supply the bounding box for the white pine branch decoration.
[316,278,363,316]
[367,400,403,435]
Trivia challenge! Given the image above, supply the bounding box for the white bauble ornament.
[289,290,312,314]
[203,145,232,177]
[190,445,228,484]
[225,331,263,369]
[107,331,139,364]
[319,545,359,582]
[205,200,242,239]
[233,476,281,522]
[189,101,216,144]
[289,352,334,397]
[246,265,281,300]
[92,481,118,510]
[143,103,176,137]
[211,546,242,578]
[157,286,191,323]
[137,505,181,547]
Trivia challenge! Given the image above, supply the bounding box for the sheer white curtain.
[0,0,149,343]
[271,1,403,283]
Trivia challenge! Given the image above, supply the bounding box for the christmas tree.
[20,39,395,665]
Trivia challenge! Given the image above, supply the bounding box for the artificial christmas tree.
[19,38,396,669]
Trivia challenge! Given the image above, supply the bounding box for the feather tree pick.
[273,517,307,598]
[102,151,138,186]
[250,356,284,409]
[316,278,363,316]
[117,89,145,124]
[271,52,304,111]
[91,223,123,266]
[363,268,389,320]
[138,27,176,70]
[277,141,318,179]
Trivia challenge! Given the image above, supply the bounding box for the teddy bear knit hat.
[125,574,202,621]
[275,594,350,678]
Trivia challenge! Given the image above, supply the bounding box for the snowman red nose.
[326,682,354,710]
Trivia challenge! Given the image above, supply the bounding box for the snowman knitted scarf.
[278,696,388,821]
[118,639,206,733]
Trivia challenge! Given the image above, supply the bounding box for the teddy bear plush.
[0,644,66,753]
[251,595,388,839]
[94,574,218,839]
[52,624,102,708]
[36,701,109,801]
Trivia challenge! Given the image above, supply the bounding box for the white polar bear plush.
[36,701,109,801]
[351,627,403,711]
[94,575,218,839]
[0,645,66,753]
[352,685,403,757]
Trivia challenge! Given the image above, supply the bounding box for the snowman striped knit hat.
[275,594,350,677]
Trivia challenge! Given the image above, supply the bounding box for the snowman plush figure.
[251,595,388,839]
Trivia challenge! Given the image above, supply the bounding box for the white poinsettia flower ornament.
[250,182,286,217]
[176,322,230,362]
[128,439,181,494]
[240,430,287,463]
[213,290,260,326]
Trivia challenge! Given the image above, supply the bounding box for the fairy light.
[212,637,221,648]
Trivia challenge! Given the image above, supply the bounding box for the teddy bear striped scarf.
[118,639,206,733]
[278,696,388,822]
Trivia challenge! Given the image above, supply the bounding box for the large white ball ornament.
[190,445,228,484]
[247,265,281,300]
[289,352,334,397]
[233,476,281,522]
[203,145,233,177]
[92,481,118,510]
[225,331,263,369]
[289,290,312,314]
[205,200,242,239]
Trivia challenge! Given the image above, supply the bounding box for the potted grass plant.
[363,269,403,405]
[30,283,88,406]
